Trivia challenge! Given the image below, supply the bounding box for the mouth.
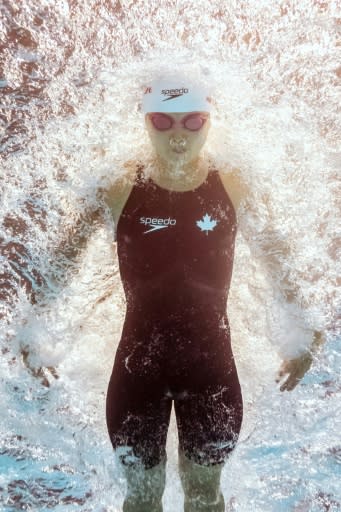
[171,146,187,154]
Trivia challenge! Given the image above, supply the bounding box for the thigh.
[174,371,243,466]
[106,347,172,470]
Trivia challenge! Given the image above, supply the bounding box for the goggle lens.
[151,114,173,130]
[150,114,207,132]
[184,115,205,131]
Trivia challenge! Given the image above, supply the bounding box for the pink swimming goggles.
[148,113,209,132]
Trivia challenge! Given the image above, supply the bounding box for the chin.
[168,149,193,163]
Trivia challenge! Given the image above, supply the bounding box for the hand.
[276,331,324,392]
[21,348,59,387]
[276,351,313,391]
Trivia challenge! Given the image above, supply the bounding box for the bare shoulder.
[100,159,138,224]
[218,168,249,212]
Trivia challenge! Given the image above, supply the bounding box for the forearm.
[52,206,104,259]
[252,233,329,358]
[268,253,326,390]
[256,238,300,305]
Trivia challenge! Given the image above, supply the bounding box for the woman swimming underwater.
[103,77,323,512]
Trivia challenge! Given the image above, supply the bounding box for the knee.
[178,448,225,502]
[122,456,167,505]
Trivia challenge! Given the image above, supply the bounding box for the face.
[145,112,211,165]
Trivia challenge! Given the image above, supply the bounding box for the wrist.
[274,302,314,360]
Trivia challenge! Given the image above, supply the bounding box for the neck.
[151,154,208,188]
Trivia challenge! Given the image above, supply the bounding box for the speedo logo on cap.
[161,87,189,102]
[140,216,176,234]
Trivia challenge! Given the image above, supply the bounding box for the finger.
[47,366,59,379]
[280,374,300,392]
[280,378,291,392]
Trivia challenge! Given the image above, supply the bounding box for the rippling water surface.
[1,1,340,510]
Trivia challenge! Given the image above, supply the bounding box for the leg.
[174,378,243,511]
[106,346,172,511]
[122,456,167,512]
[178,448,225,512]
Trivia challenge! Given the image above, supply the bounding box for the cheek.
[189,133,206,149]
[148,130,164,145]
[149,133,170,154]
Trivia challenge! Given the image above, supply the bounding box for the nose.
[169,135,188,152]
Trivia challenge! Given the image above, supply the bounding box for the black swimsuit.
[106,165,243,469]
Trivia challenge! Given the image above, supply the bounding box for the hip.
[113,321,236,386]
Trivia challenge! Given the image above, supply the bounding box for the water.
[1,1,340,510]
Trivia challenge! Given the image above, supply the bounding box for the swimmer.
[1,75,325,510]
[102,77,324,511]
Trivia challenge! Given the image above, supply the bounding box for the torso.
[114,163,237,324]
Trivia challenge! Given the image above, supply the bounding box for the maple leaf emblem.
[196,214,218,235]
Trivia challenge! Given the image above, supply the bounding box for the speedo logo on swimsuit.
[140,216,177,234]
[161,87,189,102]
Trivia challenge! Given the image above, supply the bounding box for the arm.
[249,217,326,390]
[46,158,140,274]
[1,198,106,385]
[49,202,105,275]
[220,170,326,391]
[4,163,136,385]
[0,188,108,385]
[244,197,326,390]
[0,194,105,311]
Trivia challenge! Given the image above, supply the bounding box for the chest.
[117,185,236,259]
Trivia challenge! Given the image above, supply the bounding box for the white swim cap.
[142,76,212,114]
